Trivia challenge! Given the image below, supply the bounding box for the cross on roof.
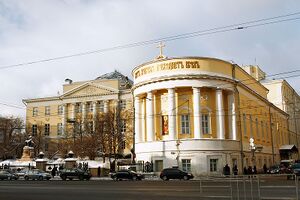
[156,42,166,59]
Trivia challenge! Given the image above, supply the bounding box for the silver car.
[24,169,51,181]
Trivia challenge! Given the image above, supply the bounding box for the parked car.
[15,169,27,178]
[60,168,91,181]
[110,170,144,181]
[290,163,300,176]
[267,165,281,174]
[160,168,194,181]
[24,169,51,181]
[0,170,19,180]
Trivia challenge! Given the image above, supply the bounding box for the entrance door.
[155,160,163,172]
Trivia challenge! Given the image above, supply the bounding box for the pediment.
[62,83,117,98]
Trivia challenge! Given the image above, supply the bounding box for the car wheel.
[162,176,168,181]
[183,175,189,181]
[38,176,43,181]
[113,177,118,181]
[24,176,29,181]
[79,175,84,181]
[68,178,73,180]
[132,176,137,181]
[61,175,67,181]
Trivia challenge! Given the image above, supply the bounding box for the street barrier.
[199,174,299,200]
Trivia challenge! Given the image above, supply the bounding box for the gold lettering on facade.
[134,60,201,78]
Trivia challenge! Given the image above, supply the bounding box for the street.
[0,178,299,200]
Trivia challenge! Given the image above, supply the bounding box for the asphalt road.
[0,180,199,200]
[0,178,298,200]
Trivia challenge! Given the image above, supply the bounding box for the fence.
[199,174,299,200]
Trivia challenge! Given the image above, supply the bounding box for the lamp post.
[249,138,256,167]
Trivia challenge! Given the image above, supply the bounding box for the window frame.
[182,159,191,172]
[180,114,190,134]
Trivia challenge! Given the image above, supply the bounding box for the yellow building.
[23,71,133,158]
[132,57,290,175]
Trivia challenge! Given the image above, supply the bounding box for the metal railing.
[199,174,299,200]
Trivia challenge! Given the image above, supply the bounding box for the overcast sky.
[0,0,300,118]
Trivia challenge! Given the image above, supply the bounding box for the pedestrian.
[243,167,248,175]
[223,164,230,176]
[263,164,267,174]
[51,166,56,178]
[253,166,257,174]
[233,165,238,175]
[247,166,252,175]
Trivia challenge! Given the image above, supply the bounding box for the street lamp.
[249,138,263,167]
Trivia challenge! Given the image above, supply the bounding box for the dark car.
[160,168,194,181]
[0,170,19,180]
[60,168,92,181]
[24,169,51,181]
[110,170,144,181]
[267,165,281,174]
[291,163,300,176]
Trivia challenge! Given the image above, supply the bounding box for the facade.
[23,71,133,158]
[132,57,290,176]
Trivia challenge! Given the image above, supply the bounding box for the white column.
[92,101,97,132]
[82,102,87,132]
[216,89,225,139]
[104,100,109,113]
[146,92,154,141]
[135,96,141,143]
[228,93,237,140]
[193,87,202,139]
[62,104,67,135]
[168,88,176,140]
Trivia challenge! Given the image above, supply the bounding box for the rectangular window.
[87,102,93,112]
[88,121,94,133]
[210,159,218,172]
[121,120,126,134]
[33,107,38,116]
[75,104,82,113]
[45,106,50,116]
[121,140,126,149]
[44,124,50,136]
[57,123,63,135]
[243,113,247,136]
[256,118,259,138]
[32,124,37,135]
[58,105,63,115]
[261,121,264,139]
[202,114,210,134]
[265,122,269,139]
[181,115,190,134]
[120,100,126,110]
[182,159,191,172]
[99,101,104,112]
[44,142,49,152]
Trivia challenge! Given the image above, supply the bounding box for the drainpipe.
[292,90,299,159]
[235,83,244,173]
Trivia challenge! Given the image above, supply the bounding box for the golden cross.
[156,42,165,59]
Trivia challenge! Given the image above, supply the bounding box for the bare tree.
[0,116,25,159]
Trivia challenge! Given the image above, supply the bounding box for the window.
[33,107,38,116]
[265,122,269,139]
[181,115,190,134]
[58,105,63,115]
[121,120,126,134]
[210,159,218,172]
[44,124,50,136]
[88,121,94,133]
[75,104,82,113]
[182,159,191,172]
[243,113,247,136]
[202,114,210,134]
[57,123,63,135]
[45,106,50,116]
[120,100,126,110]
[44,142,49,152]
[261,121,264,139]
[162,115,169,135]
[120,140,126,149]
[256,118,259,138]
[99,101,104,112]
[32,124,37,135]
[87,102,93,112]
